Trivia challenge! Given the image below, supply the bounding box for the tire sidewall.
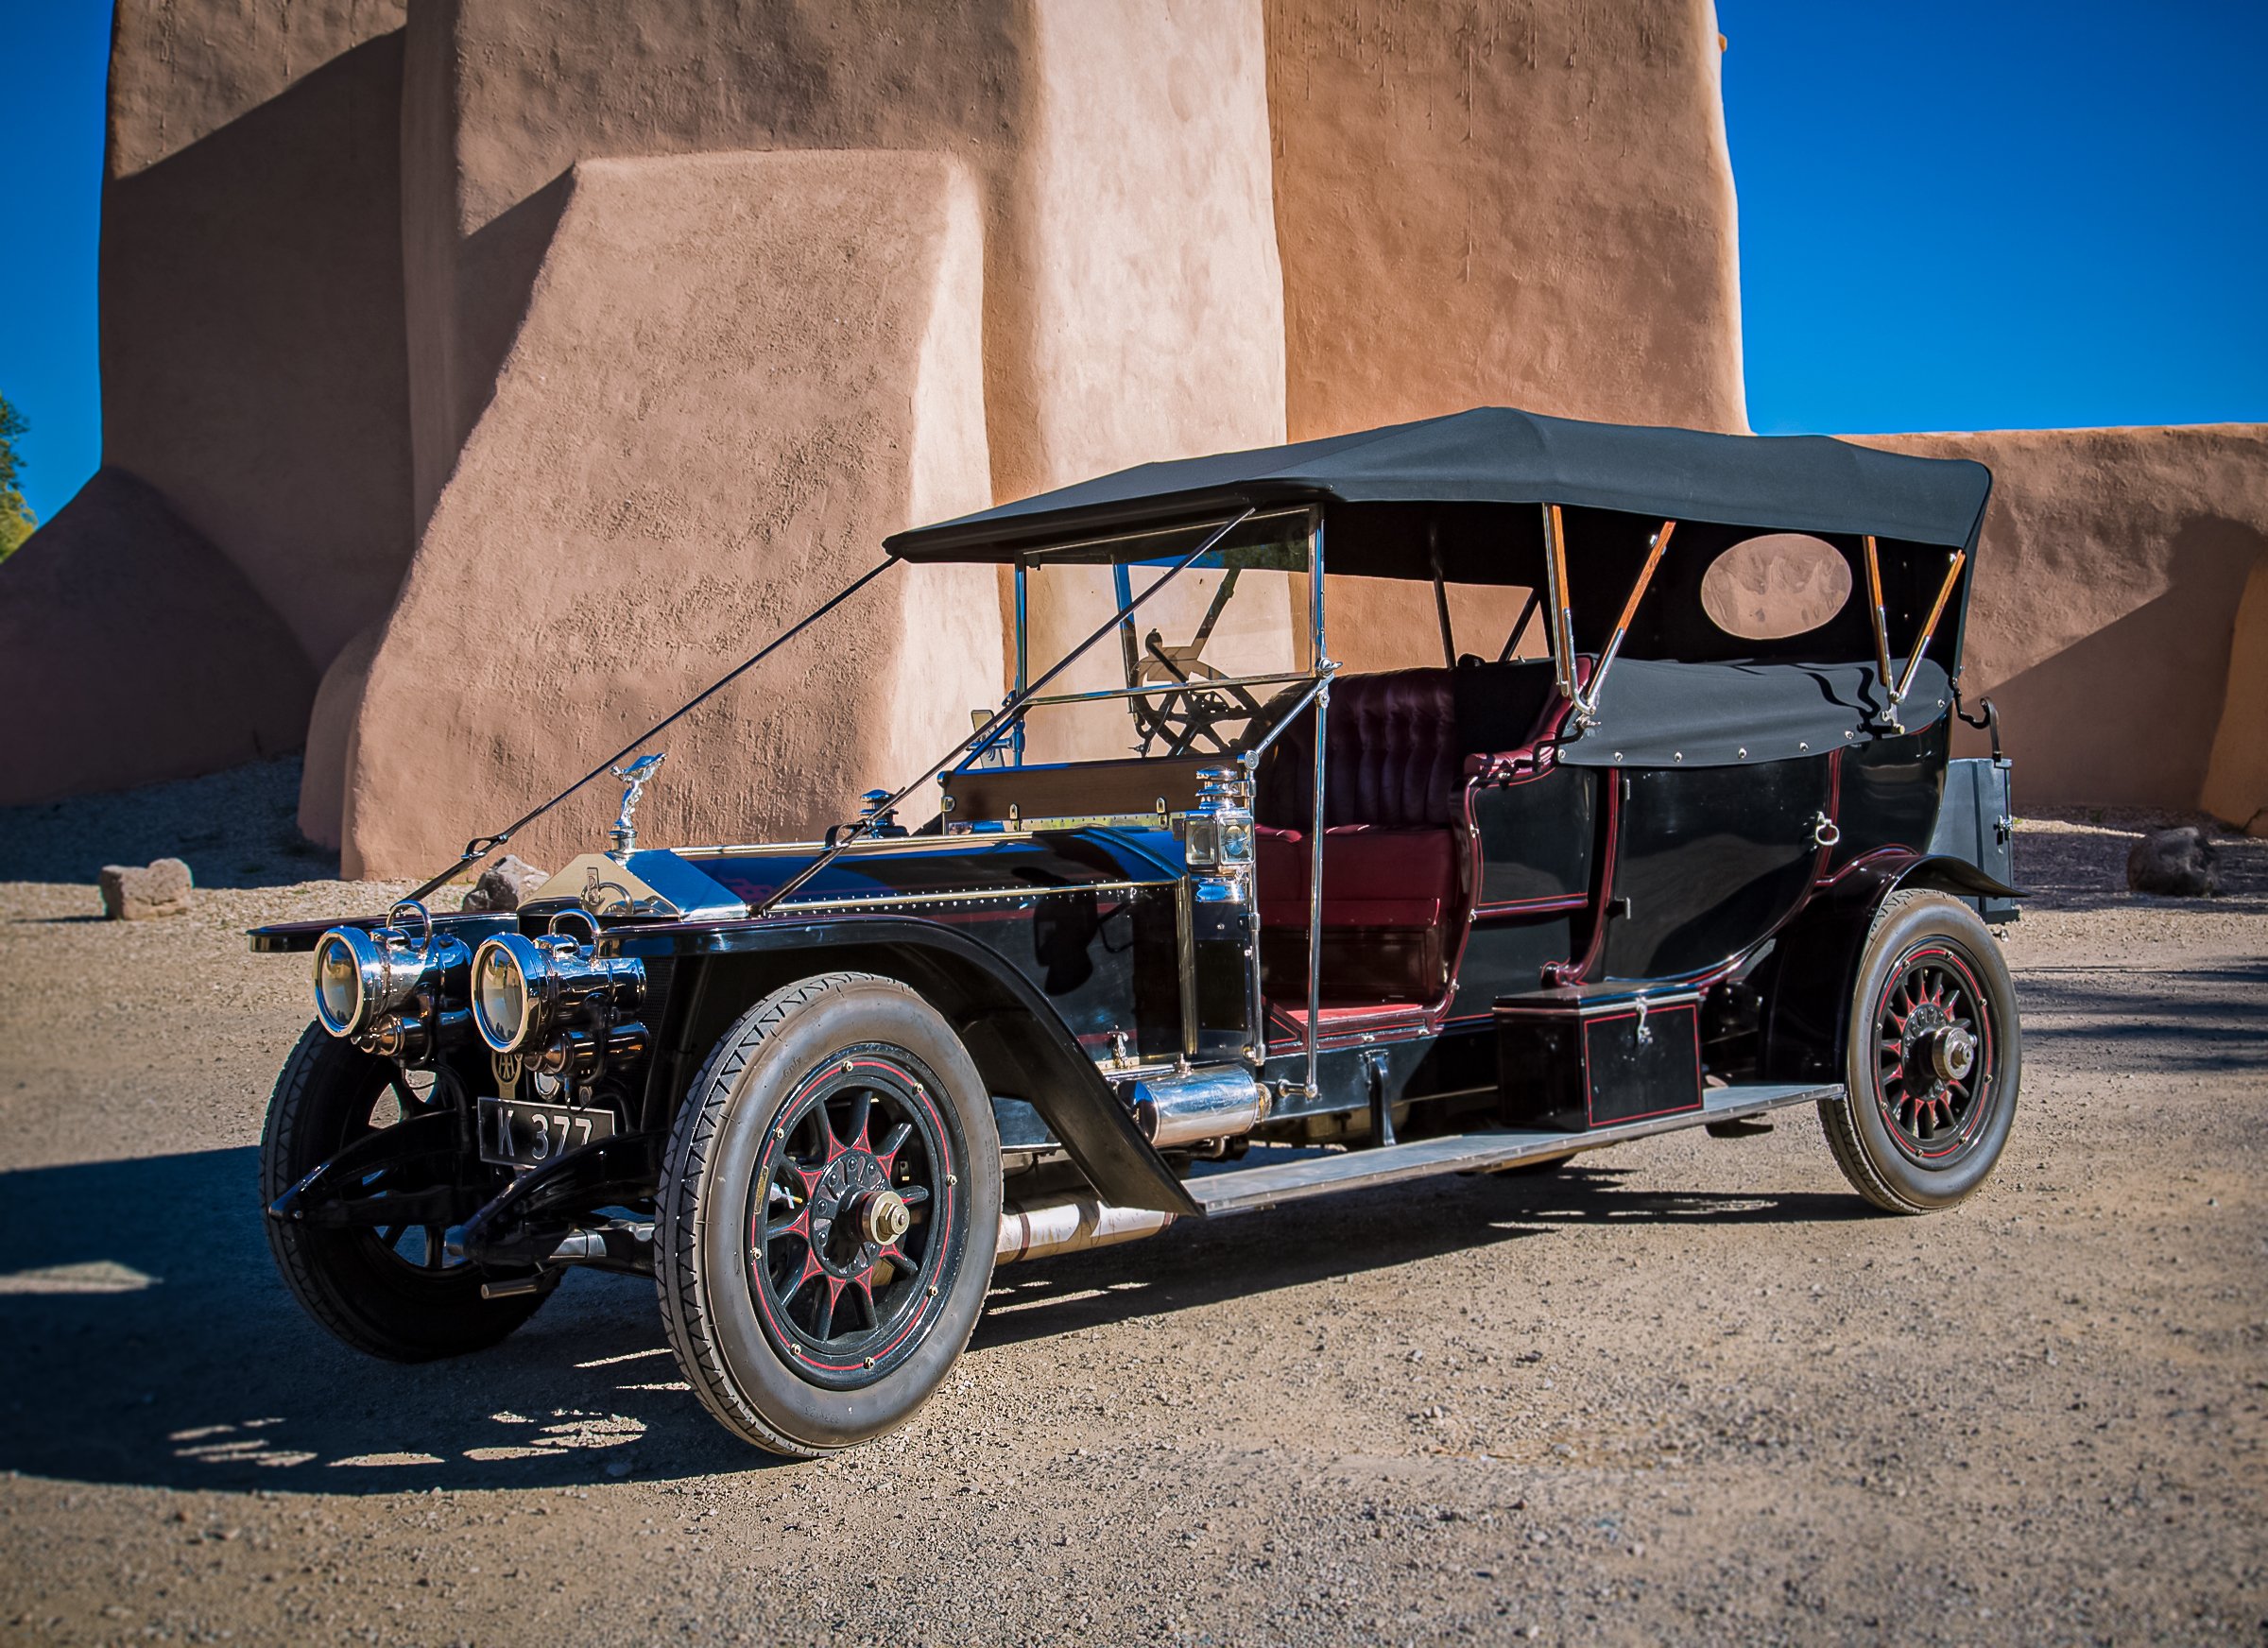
[1843,894,2021,1210]
[688,979,1001,1451]
[260,1022,548,1360]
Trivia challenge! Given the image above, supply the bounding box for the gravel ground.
[0,765,2263,1646]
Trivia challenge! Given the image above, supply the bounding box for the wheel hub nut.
[1928,1026,1976,1083]
[859,1188,911,1245]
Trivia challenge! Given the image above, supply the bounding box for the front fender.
[616,914,1198,1217]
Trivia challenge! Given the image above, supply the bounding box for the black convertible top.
[885,407,1993,572]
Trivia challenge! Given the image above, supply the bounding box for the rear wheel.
[656,973,1000,1455]
[261,1023,554,1360]
[1819,892,2020,1212]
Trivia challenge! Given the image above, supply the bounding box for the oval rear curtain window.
[1700,533,1853,640]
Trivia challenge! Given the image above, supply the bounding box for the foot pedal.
[1704,1117,1774,1139]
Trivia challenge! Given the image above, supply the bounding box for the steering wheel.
[1129,631,1266,757]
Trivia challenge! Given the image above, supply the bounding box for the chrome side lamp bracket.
[1183,765,1256,905]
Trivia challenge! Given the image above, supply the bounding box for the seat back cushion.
[1255,668,1460,830]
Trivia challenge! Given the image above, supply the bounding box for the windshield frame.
[976,504,1329,772]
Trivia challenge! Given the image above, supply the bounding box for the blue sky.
[1720,0,2268,435]
[1,0,2262,520]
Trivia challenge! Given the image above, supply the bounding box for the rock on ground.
[2126,824,2222,896]
[459,855,550,913]
[96,856,193,920]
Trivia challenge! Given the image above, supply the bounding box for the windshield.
[1000,511,1319,765]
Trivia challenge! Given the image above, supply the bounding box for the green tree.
[0,394,36,561]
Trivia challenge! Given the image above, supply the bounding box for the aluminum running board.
[1188,1081,1844,1218]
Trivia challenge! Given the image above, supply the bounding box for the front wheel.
[261,1023,556,1360]
[1819,891,2021,1213]
[656,973,1001,1455]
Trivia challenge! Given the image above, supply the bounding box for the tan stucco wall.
[2201,558,2268,832]
[102,0,417,666]
[1857,426,2268,810]
[0,469,317,805]
[1264,0,1746,442]
[340,150,1001,877]
[397,0,1283,516]
[372,0,1285,786]
[297,621,384,850]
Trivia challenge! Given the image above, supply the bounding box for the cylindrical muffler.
[996,1194,1176,1264]
[1132,1066,1267,1148]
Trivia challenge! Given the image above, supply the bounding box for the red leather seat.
[1256,668,1461,832]
[1253,670,1465,1003]
[1254,824,1455,931]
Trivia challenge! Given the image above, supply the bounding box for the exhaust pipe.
[997,1193,1176,1264]
[1132,1066,1267,1149]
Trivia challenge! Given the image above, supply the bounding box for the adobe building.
[3,0,2260,874]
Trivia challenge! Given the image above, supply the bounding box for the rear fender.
[1756,852,2021,1083]
[631,917,1197,1216]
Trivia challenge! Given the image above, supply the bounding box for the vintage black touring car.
[252,407,2022,1455]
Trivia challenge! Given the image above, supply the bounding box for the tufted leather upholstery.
[1255,669,1462,829]
[1252,672,1465,1005]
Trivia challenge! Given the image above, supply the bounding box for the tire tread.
[655,971,890,1456]
[1816,890,2011,1214]
[260,1024,549,1361]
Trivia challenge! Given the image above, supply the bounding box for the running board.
[1189,1081,1845,1218]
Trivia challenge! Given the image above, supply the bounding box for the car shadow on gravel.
[0,1147,747,1495]
[973,1161,1862,1351]
[0,1145,1868,1495]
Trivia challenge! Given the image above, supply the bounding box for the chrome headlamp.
[471,927,645,1062]
[310,902,465,1042]
[470,932,558,1054]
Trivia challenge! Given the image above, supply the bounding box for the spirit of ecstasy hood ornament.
[609,752,666,857]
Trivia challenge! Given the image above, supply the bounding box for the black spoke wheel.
[1820,892,2020,1213]
[747,1049,958,1388]
[657,973,999,1456]
[260,1023,555,1361]
[1872,945,1993,1164]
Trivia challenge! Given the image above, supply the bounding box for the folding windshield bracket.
[1570,520,1675,733]
[1497,586,1543,662]
[1428,524,1456,666]
[1011,562,1029,765]
[1541,504,1579,706]
[1864,536,1967,734]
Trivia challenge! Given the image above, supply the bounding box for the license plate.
[478,1096,616,1168]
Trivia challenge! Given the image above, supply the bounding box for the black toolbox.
[1495,986,1704,1132]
